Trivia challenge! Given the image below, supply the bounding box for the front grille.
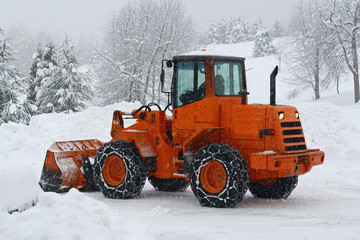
[284,137,305,143]
[280,121,306,152]
[285,145,306,151]
[281,122,301,127]
[282,129,303,135]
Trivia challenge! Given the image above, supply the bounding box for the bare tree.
[323,0,360,103]
[94,0,195,106]
[286,0,340,99]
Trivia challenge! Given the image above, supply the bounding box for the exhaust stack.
[270,66,278,106]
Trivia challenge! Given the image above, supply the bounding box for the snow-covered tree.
[0,28,31,124]
[32,41,58,112]
[6,25,36,75]
[286,0,328,99]
[43,41,57,66]
[95,0,195,106]
[28,46,43,105]
[207,17,254,44]
[225,18,236,44]
[251,18,264,41]
[207,22,219,44]
[252,25,276,58]
[323,0,360,103]
[226,17,250,44]
[238,18,252,42]
[36,37,93,113]
[272,19,284,38]
[77,34,95,65]
[286,0,347,100]
[216,19,227,44]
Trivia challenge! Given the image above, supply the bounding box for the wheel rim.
[200,161,227,194]
[102,155,126,186]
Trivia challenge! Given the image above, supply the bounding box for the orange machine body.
[109,55,324,182]
[110,100,324,182]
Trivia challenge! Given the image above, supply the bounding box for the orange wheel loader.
[39,53,324,208]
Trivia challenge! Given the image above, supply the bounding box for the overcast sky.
[0,0,298,40]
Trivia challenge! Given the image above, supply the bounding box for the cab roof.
[173,51,245,61]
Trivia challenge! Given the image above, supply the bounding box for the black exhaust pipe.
[270,66,278,106]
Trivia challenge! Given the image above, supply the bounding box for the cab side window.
[214,61,244,96]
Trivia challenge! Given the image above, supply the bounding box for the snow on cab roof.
[174,50,245,61]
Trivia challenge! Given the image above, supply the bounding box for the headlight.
[295,111,300,119]
[278,112,285,120]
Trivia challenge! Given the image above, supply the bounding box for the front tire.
[94,140,146,199]
[190,144,249,208]
[249,176,298,199]
[148,176,190,192]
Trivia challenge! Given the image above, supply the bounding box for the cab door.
[172,61,206,132]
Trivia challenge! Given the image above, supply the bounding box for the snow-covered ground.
[1,42,360,240]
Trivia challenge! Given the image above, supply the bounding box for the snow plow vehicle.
[39,53,324,207]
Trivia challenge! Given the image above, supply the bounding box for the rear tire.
[94,140,146,199]
[148,176,189,192]
[190,144,249,208]
[249,176,298,199]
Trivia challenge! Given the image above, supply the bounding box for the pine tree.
[272,19,284,38]
[36,36,93,113]
[231,17,245,43]
[253,25,276,58]
[54,36,93,112]
[209,17,253,44]
[28,46,43,105]
[241,18,253,42]
[34,41,58,113]
[251,19,263,41]
[232,17,252,43]
[226,20,234,44]
[6,25,36,75]
[0,28,31,124]
[217,19,227,44]
[207,22,218,44]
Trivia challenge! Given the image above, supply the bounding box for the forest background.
[0,0,359,124]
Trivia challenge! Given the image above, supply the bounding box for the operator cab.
[169,54,248,108]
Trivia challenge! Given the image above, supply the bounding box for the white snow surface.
[1,41,360,239]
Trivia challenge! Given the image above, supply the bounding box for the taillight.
[264,129,275,135]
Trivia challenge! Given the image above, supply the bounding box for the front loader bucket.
[39,139,103,192]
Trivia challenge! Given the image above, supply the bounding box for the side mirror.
[239,90,250,105]
[160,69,165,88]
[160,59,172,94]
[166,60,173,68]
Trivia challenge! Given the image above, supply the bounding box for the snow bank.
[1,189,156,240]
[0,101,155,240]
[1,99,359,240]
[0,166,39,213]
[0,101,141,174]
[296,101,360,191]
[1,189,119,240]
[297,102,360,161]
